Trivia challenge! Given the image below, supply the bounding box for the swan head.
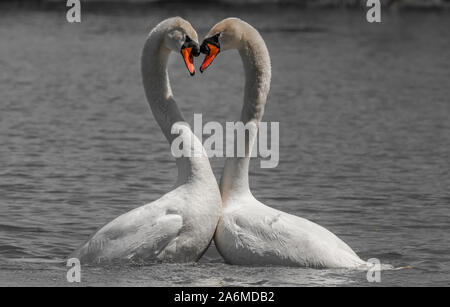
[199,18,244,73]
[161,17,201,76]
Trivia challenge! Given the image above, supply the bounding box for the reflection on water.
[0,6,449,286]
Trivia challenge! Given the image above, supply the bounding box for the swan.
[70,17,222,264]
[199,18,367,269]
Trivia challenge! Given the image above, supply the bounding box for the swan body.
[70,18,221,264]
[71,164,221,263]
[216,193,365,268]
[201,18,366,268]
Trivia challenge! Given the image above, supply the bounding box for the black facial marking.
[182,36,200,57]
[200,33,221,55]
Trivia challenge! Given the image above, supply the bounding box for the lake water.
[0,4,449,286]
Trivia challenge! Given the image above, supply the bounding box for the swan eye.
[185,35,192,43]
[212,33,220,43]
[201,33,220,51]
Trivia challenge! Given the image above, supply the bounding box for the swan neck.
[141,29,209,185]
[142,31,183,143]
[239,30,271,124]
[221,26,271,202]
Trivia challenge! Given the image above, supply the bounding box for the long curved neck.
[141,28,209,186]
[142,31,183,143]
[220,25,271,201]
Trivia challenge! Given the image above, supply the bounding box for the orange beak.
[200,44,220,73]
[181,46,195,76]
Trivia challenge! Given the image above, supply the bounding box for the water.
[0,5,449,286]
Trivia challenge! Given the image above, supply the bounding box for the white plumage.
[70,18,222,264]
[202,18,366,268]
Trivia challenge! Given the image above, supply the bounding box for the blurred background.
[4,0,450,9]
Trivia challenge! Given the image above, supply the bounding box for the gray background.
[0,1,449,286]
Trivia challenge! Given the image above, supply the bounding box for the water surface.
[0,6,449,286]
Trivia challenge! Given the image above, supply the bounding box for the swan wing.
[72,201,184,263]
[227,203,363,268]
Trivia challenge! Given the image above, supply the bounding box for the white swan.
[200,18,366,269]
[70,17,222,264]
